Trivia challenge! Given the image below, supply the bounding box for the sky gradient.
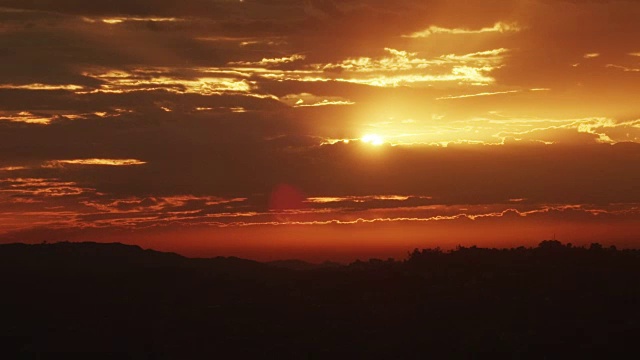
[1,0,639,261]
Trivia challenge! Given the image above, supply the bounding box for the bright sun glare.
[361,134,384,146]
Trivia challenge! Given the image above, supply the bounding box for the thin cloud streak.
[43,159,147,167]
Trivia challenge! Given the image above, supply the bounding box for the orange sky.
[0,0,639,261]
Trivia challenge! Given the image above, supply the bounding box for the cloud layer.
[1,0,639,259]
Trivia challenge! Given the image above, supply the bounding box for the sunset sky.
[1,0,639,261]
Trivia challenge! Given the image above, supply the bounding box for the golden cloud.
[43,159,147,167]
[0,84,84,91]
[280,93,355,107]
[0,178,92,197]
[229,54,306,67]
[0,111,53,125]
[496,117,640,144]
[82,17,182,24]
[0,166,28,171]
[80,68,256,95]
[437,88,549,100]
[305,195,415,204]
[293,48,510,87]
[404,22,520,38]
[606,64,640,72]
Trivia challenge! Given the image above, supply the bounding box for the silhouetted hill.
[0,242,185,268]
[2,241,640,358]
[267,259,343,271]
[0,241,272,273]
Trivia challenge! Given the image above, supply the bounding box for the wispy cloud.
[220,204,640,228]
[606,64,640,72]
[0,111,54,125]
[497,117,640,144]
[437,88,549,100]
[404,22,520,38]
[0,166,28,171]
[229,54,306,67]
[306,195,416,203]
[79,68,260,96]
[0,178,93,197]
[43,159,147,167]
[295,48,509,87]
[101,17,181,24]
[280,93,355,107]
[0,84,84,91]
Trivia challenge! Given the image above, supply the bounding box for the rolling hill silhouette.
[1,241,640,358]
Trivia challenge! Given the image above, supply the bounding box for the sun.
[362,134,384,146]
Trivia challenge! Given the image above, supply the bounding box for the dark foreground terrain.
[1,241,640,358]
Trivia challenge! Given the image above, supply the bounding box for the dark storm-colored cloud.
[1,1,244,18]
[0,0,437,20]
[2,0,634,99]
[2,105,639,205]
[0,88,285,114]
